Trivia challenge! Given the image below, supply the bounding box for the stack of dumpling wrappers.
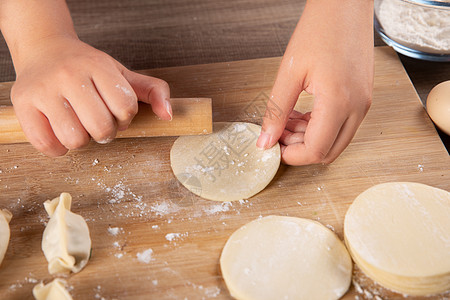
[344,182,450,296]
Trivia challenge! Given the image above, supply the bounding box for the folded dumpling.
[33,278,72,300]
[42,193,91,274]
[0,209,12,266]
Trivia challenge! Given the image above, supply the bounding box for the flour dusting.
[137,248,154,264]
[377,0,450,53]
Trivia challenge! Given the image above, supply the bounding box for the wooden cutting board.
[0,46,448,300]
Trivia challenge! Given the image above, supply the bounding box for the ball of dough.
[344,182,450,296]
[220,216,352,300]
[426,80,450,135]
[170,122,280,202]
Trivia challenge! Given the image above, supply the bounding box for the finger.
[256,55,305,149]
[285,118,308,133]
[91,70,138,131]
[14,106,68,156]
[39,98,90,150]
[321,113,365,164]
[288,110,309,120]
[122,69,172,121]
[279,129,305,145]
[281,98,347,165]
[64,81,117,144]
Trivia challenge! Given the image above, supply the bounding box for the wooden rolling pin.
[0,98,212,144]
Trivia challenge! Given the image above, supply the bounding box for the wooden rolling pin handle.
[0,98,212,144]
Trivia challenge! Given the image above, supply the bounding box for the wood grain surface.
[0,47,448,300]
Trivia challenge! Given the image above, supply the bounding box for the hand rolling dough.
[344,182,450,296]
[170,122,280,202]
[220,216,352,300]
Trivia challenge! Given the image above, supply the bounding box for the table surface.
[0,45,449,300]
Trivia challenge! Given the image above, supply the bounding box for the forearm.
[0,0,77,72]
[291,0,374,91]
[301,0,374,51]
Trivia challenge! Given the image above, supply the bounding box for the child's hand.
[256,0,374,165]
[11,36,171,156]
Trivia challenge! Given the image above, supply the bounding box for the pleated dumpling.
[42,193,91,275]
[0,209,12,266]
[33,278,72,300]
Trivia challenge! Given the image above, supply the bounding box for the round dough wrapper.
[170,122,280,202]
[344,182,450,296]
[220,216,352,300]
[0,209,12,266]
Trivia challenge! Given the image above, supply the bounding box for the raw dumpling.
[42,193,91,275]
[33,278,72,300]
[0,209,12,266]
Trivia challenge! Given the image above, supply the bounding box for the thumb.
[122,69,172,121]
[256,55,304,149]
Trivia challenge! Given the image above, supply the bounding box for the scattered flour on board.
[186,281,221,298]
[165,232,189,242]
[137,248,154,264]
[107,227,122,236]
[8,275,39,291]
[151,201,180,216]
[203,202,232,215]
[204,286,221,298]
[94,285,106,300]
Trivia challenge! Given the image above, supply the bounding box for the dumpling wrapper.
[344,182,450,296]
[0,209,12,266]
[170,122,281,202]
[220,216,352,300]
[33,278,72,300]
[42,193,91,275]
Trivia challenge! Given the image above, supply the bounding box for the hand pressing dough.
[33,278,72,300]
[170,122,281,201]
[0,209,12,266]
[220,216,352,300]
[344,182,450,296]
[42,193,91,275]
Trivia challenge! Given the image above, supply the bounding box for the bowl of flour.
[375,0,450,61]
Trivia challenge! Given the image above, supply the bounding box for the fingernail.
[256,132,270,149]
[97,137,114,144]
[165,100,173,121]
